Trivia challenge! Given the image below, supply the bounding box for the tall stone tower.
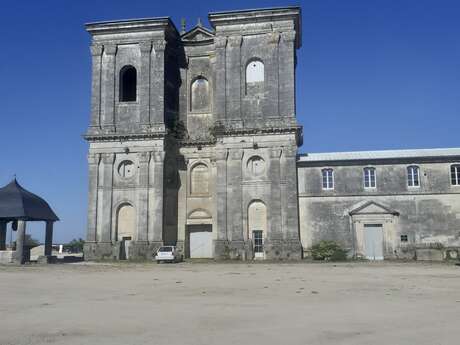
[84,7,302,260]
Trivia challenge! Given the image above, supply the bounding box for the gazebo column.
[0,221,6,250]
[44,221,54,257]
[14,220,26,264]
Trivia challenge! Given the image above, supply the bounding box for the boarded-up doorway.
[364,224,384,260]
[188,224,212,258]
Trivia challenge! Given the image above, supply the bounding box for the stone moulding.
[83,132,167,142]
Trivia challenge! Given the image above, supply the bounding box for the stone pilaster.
[279,31,296,118]
[265,33,280,117]
[136,151,151,242]
[214,37,227,121]
[283,147,300,240]
[150,151,165,243]
[150,40,166,126]
[139,41,152,128]
[86,153,100,243]
[227,149,243,242]
[215,149,228,241]
[176,157,187,247]
[89,44,103,133]
[101,44,117,132]
[100,153,115,243]
[226,36,242,121]
[269,148,282,240]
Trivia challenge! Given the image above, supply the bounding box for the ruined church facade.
[84,7,460,261]
[84,7,303,260]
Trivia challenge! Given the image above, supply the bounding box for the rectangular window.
[322,169,334,190]
[400,235,408,242]
[364,167,376,188]
[407,166,420,187]
[451,165,460,186]
[253,230,263,253]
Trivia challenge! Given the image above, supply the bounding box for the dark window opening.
[119,65,137,102]
[400,235,408,242]
[253,230,263,253]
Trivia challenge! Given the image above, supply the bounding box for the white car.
[155,246,182,263]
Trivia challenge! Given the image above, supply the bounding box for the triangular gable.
[349,200,399,216]
[181,25,214,42]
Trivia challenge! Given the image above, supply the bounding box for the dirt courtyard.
[0,261,459,345]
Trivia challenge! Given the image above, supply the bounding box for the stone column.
[86,153,100,243]
[100,153,115,243]
[88,44,103,133]
[150,40,166,126]
[44,221,54,257]
[269,148,282,240]
[0,221,6,250]
[150,151,165,244]
[214,37,227,121]
[101,44,117,132]
[264,33,280,117]
[139,41,152,128]
[227,150,243,242]
[278,31,296,118]
[14,220,26,264]
[215,150,228,241]
[226,36,242,121]
[136,152,151,242]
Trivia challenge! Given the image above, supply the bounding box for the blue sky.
[0,0,459,242]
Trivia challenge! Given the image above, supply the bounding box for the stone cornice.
[86,17,178,37]
[84,131,167,142]
[208,6,301,48]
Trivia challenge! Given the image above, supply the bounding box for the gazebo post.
[0,221,6,250]
[14,220,26,264]
[44,221,54,258]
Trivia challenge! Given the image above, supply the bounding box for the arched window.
[247,156,265,176]
[117,203,135,241]
[363,167,376,189]
[190,76,210,112]
[407,166,420,187]
[245,59,264,95]
[248,200,267,258]
[119,65,137,102]
[322,168,334,190]
[451,165,460,186]
[190,163,209,195]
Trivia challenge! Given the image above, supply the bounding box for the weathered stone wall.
[298,160,460,259]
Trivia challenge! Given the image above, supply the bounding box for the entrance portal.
[253,230,264,259]
[364,224,384,260]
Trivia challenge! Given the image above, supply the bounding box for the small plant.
[311,240,347,261]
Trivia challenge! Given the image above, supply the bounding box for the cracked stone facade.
[83,7,460,261]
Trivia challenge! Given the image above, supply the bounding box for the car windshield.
[158,246,173,252]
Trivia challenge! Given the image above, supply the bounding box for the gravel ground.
[0,261,459,345]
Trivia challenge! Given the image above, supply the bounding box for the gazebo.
[0,179,59,264]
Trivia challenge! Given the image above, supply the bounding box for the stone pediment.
[181,25,214,43]
[349,201,399,216]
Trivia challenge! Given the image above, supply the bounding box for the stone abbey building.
[83,7,460,261]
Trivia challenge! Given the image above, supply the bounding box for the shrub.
[311,240,347,261]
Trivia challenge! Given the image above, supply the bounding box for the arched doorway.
[248,201,267,259]
[116,203,135,260]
